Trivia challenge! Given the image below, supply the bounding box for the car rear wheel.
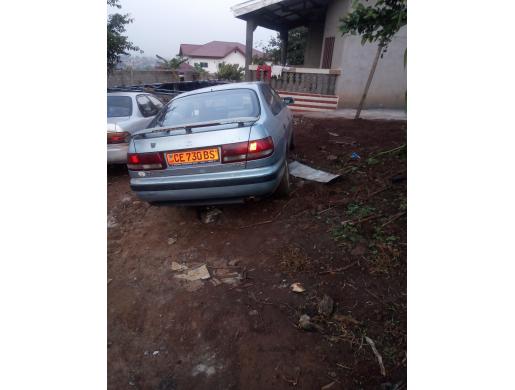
[275,161,290,198]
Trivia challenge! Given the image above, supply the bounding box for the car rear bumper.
[107,143,128,164]
[130,158,286,204]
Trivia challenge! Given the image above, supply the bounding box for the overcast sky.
[109,0,277,59]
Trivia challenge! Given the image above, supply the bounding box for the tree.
[193,63,208,79]
[261,27,308,65]
[216,62,244,81]
[339,0,407,118]
[155,54,187,70]
[107,0,141,74]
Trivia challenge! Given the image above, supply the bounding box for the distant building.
[179,41,263,74]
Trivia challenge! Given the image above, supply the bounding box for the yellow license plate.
[166,148,219,166]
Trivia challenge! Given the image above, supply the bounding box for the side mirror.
[282,96,295,105]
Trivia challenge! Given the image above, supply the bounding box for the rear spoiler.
[132,116,259,138]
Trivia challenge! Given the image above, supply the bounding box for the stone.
[200,208,222,224]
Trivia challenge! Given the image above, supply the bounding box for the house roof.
[177,62,195,73]
[179,41,263,59]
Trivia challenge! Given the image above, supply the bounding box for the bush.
[216,62,244,81]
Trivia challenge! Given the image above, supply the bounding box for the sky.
[108,0,277,59]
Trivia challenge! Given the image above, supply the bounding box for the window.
[260,84,282,115]
[147,95,164,110]
[107,96,133,118]
[200,62,208,68]
[156,89,260,128]
[136,95,158,117]
[321,36,335,69]
[270,88,284,115]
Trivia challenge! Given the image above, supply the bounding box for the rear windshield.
[156,89,260,127]
[107,96,133,118]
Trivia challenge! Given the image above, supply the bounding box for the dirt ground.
[107,116,407,390]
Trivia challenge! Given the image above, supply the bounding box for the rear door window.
[136,95,158,117]
[260,84,282,115]
[148,95,164,110]
[107,96,133,118]
[270,88,284,114]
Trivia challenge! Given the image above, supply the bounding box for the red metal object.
[256,64,271,81]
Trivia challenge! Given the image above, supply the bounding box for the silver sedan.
[107,92,164,164]
[127,82,295,205]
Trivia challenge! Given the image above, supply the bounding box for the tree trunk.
[355,44,383,120]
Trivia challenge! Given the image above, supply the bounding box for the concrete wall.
[108,70,179,87]
[303,21,325,68]
[186,51,246,74]
[322,0,407,109]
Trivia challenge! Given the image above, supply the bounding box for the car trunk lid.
[132,121,253,175]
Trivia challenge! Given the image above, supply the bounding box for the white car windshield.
[107,96,133,118]
[157,89,260,127]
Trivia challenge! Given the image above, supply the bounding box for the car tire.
[275,161,291,198]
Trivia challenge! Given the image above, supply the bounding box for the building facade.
[179,41,263,74]
[232,0,407,109]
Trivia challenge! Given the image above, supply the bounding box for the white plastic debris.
[171,262,187,272]
[174,264,211,281]
[290,282,306,293]
[289,161,340,183]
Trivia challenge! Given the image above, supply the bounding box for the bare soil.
[108,116,407,390]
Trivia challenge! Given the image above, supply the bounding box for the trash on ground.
[152,350,160,357]
[200,208,222,224]
[220,275,242,285]
[174,264,210,281]
[171,262,188,272]
[365,336,386,376]
[290,282,306,293]
[350,152,361,160]
[317,294,334,316]
[298,314,322,332]
[321,381,337,390]
[228,259,240,266]
[107,215,118,228]
[328,132,339,137]
[326,154,338,161]
[167,236,177,245]
[214,268,242,285]
[107,278,113,285]
[210,277,222,286]
[289,161,340,183]
[249,309,258,316]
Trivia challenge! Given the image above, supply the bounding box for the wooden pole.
[280,30,288,66]
[355,44,383,120]
[245,19,256,81]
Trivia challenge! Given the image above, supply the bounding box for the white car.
[107,92,164,164]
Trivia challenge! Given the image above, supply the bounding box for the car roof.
[107,91,149,97]
[173,81,265,100]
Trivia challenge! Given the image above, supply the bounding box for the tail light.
[107,131,130,144]
[221,136,274,163]
[127,153,166,170]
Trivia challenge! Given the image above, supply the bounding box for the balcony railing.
[249,65,341,95]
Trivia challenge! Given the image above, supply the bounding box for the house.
[179,41,264,74]
[231,0,406,110]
